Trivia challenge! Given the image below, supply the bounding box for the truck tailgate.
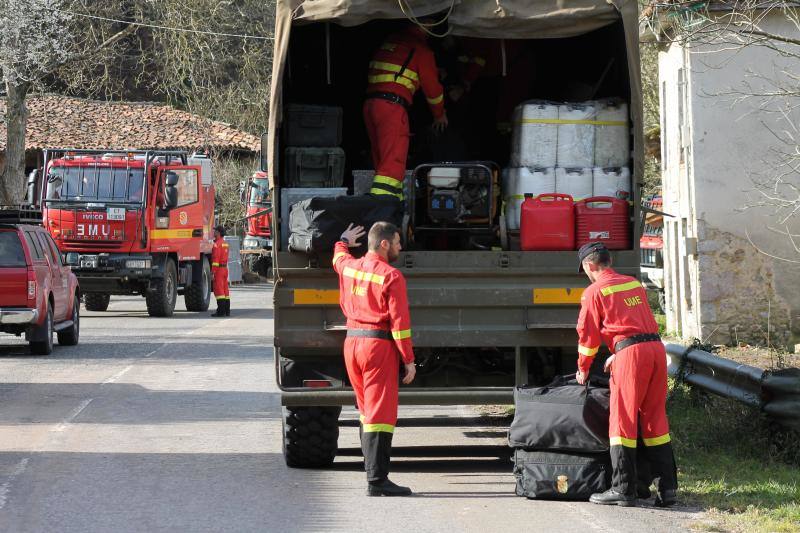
[0,230,29,307]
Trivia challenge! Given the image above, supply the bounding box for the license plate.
[107,207,125,221]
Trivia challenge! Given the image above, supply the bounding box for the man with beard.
[332,221,416,496]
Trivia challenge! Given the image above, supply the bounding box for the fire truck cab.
[40,149,215,317]
[240,170,272,277]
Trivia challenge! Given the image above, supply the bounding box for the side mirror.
[165,186,178,208]
[260,132,268,172]
[26,169,39,206]
[165,172,179,187]
[65,252,80,266]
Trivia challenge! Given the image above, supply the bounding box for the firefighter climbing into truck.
[36,149,216,317]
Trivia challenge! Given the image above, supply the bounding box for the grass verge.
[668,381,800,532]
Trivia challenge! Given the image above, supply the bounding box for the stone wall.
[697,221,792,347]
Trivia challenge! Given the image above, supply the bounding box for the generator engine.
[426,166,492,224]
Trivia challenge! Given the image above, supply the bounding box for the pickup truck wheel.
[283,406,341,468]
[146,259,177,317]
[30,305,53,355]
[184,259,211,312]
[84,293,110,312]
[57,297,80,346]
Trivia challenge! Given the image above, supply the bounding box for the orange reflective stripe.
[643,434,671,446]
[392,329,412,340]
[578,345,599,357]
[333,252,348,265]
[426,93,444,105]
[369,61,419,81]
[343,266,385,285]
[367,74,416,92]
[610,436,637,448]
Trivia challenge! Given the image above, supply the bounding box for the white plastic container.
[594,99,630,168]
[557,103,596,168]
[510,101,559,168]
[555,167,593,201]
[505,167,556,230]
[592,167,632,200]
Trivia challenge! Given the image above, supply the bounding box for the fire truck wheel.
[84,293,110,312]
[184,259,211,312]
[282,406,341,468]
[146,259,177,317]
[57,295,80,346]
[29,305,54,356]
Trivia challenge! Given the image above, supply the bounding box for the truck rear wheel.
[282,406,341,468]
[84,293,110,312]
[184,259,211,312]
[146,259,177,317]
[29,305,53,356]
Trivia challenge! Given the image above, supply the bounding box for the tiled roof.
[0,95,260,153]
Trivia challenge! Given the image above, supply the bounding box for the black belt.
[615,333,661,353]
[366,92,410,110]
[347,329,392,340]
[215,263,227,267]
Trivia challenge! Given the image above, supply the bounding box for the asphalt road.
[0,285,701,532]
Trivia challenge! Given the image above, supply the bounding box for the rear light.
[303,380,333,388]
[27,270,36,300]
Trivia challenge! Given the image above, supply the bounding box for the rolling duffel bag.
[288,195,403,255]
[513,449,611,500]
[508,375,610,453]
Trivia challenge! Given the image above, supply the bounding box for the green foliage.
[668,381,800,531]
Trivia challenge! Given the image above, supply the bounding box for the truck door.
[36,231,68,320]
[153,166,203,253]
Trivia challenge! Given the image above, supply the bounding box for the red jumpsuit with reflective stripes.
[577,268,676,495]
[333,241,413,483]
[333,241,413,427]
[211,237,229,300]
[364,27,445,199]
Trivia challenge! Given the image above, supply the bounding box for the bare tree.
[643,0,800,254]
[0,0,134,203]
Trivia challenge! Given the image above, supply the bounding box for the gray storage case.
[284,147,345,188]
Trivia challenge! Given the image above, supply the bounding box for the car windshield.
[0,231,27,267]
[46,166,146,203]
[249,179,271,207]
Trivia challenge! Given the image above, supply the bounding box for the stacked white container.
[557,103,596,168]
[504,167,556,230]
[555,167,593,201]
[594,99,630,168]
[592,167,631,200]
[510,102,559,168]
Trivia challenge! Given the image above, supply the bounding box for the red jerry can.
[520,193,575,251]
[575,196,630,249]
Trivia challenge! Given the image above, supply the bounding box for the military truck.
[268,0,644,467]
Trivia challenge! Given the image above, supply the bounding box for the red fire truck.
[38,149,215,317]
[241,171,272,277]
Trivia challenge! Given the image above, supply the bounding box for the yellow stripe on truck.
[293,289,340,305]
[150,229,194,239]
[532,288,584,304]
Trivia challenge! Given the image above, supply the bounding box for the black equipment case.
[513,449,611,500]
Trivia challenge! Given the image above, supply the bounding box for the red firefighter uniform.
[211,237,230,302]
[364,27,446,200]
[332,241,414,482]
[577,268,677,497]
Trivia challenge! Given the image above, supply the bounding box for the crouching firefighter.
[210,225,230,317]
[575,242,678,507]
[333,222,417,496]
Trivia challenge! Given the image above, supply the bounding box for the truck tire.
[30,305,53,355]
[84,293,110,312]
[283,406,341,468]
[57,296,80,346]
[184,259,211,312]
[146,258,177,317]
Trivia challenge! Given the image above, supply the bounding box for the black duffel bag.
[508,375,610,453]
[288,195,403,255]
[513,449,611,500]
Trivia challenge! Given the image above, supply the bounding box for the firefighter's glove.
[340,223,366,248]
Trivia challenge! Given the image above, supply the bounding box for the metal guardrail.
[665,343,800,429]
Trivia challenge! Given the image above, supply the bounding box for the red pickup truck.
[0,213,81,354]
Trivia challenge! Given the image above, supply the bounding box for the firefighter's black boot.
[591,444,637,506]
[362,430,411,497]
[211,300,224,317]
[648,442,678,507]
[224,299,231,316]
